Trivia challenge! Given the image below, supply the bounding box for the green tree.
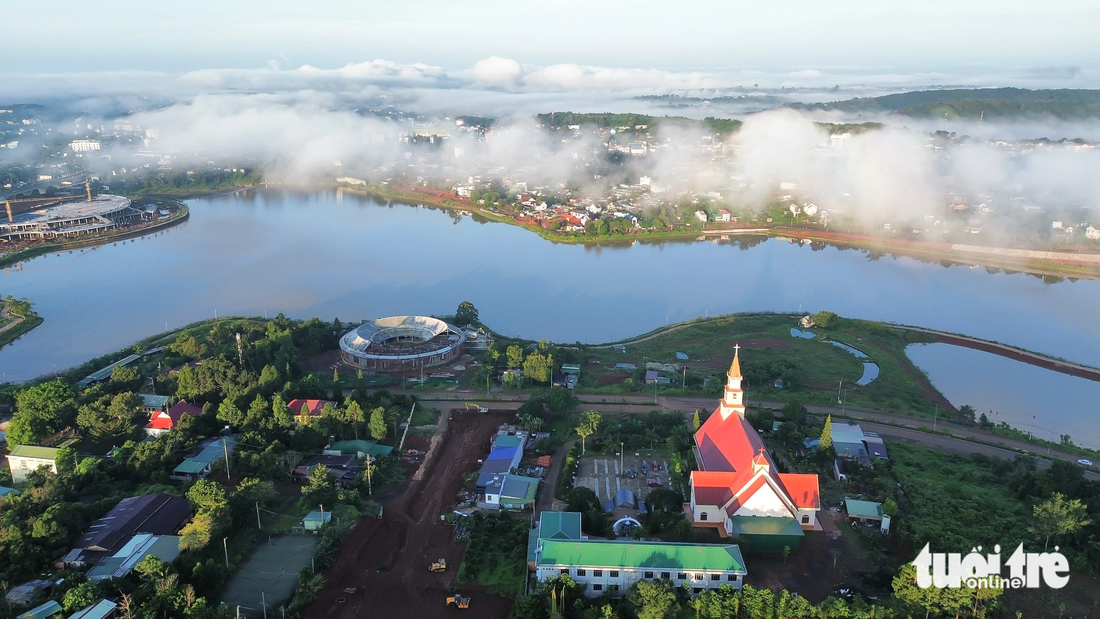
[1031,492,1091,550]
[331,368,342,400]
[883,497,899,517]
[892,563,973,619]
[692,410,701,432]
[303,465,337,507]
[55,445,77,474]
[369,407,386,440]
[454,301,479,327]
[576,410,602,454]
[523,350,553,384]
[8,380,78,446]
[345,400,365,436]
[819,414,833,451]
[812,311,838,328]
[179,511,221,552]
[626,579,677,619]
[506,344,525,369]
[272,394,292,427]
[62,582,99,612]
[187,479,228,512]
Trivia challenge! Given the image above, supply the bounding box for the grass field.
[220,534,320,617]
[579,313,943,415]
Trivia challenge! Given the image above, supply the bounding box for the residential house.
[6,579,53,608]
[17,601,62,619]
[144,401,202,436]
[138,394,171,415]
[87,533,182,581]
[6,445,60,484]
[0,485,20,499]
[717,209,731,223]
[302,510,333,532]
[1087,226,1100,240]
[67,600,117,619]
[482,475,539,511]
[295,454,360,487]
[689,349,820,551]
[172,436,237,481]
[829,423,889,464]
[286,399,336,421]
[845,498,891,533]
[323,439,393,459]
[61,492,190,568]
[694,210,708,222]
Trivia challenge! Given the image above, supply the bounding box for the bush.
[556,443,581,499]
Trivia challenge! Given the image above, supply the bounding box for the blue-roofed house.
[17,600,62,619]
[67,599,117,619]
[172,436,236,481]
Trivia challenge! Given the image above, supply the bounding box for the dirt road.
[302,410,517,619]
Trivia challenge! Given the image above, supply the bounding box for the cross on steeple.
[734,343,740,355]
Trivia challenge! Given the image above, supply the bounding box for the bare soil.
[302,410,517,619]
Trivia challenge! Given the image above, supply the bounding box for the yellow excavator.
[429,558,447,572]
[446,594,470,609]
[464,403,488,413]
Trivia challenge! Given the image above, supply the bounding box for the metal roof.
[67,600,117,619]
[844,498,883,519]
[7,445,60,460]
[729,516,805,537]
[75,493,190,552]
[538,512,582,541]
[537,539,746,573]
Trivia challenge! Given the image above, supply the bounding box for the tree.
[781,400,808,428]
[782,545,791,563]
[892,563,981,619]
[883,497,899,518]
[62,582,99,612]
[8,380,78,446]
[331,368,342,401]
[1031,492,1091,550]
[819,414,833,451]
[576,410,602,454]
[692,410,701,432]
[345,400,365,436]
[958,404,976,423]
[303,465,337,507]
[369,407,386,440]
[187,479,228,512]
[626,579,677,619]
[454,301,479,327]
[55,445,77,474]
[523,350,553,384]
[812,311,838,328]
[506,344,525,369]
[272,394,292,427]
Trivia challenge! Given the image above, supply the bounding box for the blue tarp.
[487,446,519,461]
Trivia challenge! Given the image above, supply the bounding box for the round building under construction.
[339,315,466,372]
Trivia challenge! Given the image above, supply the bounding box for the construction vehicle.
[429,558,447,572]
[464,403,488,413]
[446,594,471,609]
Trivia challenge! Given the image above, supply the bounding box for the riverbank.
[351,181,1100,279]
[0,298,42,351]
[0,203,189,268]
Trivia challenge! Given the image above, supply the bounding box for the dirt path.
[302,410,516,619]
[0,302,24,337]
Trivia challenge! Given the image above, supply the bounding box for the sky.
[4,0,1100,93]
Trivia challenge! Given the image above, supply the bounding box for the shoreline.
[352,182,1100,280]
[0,203,190,269]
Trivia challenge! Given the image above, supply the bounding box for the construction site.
[302,408,518,619]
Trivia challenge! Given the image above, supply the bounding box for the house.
[17,600,62,619]
[6,445,60,484]
[144,401,202,436]
[534,539,746,597]
[844,498,882,524]
[717,209,731,222]
[138,394,171,415]
[323,439,393,459]
[62,492,190,568]
[829,423,889,464]
[6,579,53,608]
[475,432,527,489]
[87,533,182,581]
[285,399,336,420]
[560,364,581,376]
[172,436,237,481]
[67,599,117,619]
[689,349,820,551]
[482,475,539,511]
[694,210,708,222]
[644,370,659,384]
[1087,226,1100,240]
[302,510,333,532]
[295,455,360,487]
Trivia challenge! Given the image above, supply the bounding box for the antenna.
[942,112,949,132]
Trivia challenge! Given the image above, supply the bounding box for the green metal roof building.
[844,498,883,521]
[6,446,60,484]
[325,439,394,458]
[535,538,746,597]
[17,600,62,619]
[729,516,804,554]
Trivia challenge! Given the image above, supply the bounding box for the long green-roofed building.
[532,517,746,597]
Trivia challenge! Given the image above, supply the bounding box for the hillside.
[789,88,1100,119]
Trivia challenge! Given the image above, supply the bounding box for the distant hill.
[536,112,743,135]
[789,88,1100,119]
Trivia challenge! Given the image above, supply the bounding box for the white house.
[1086,226,1100,240]
[6,446,60,484]
[694,210,708,223]
[717,209,731,223]
[803,204,819,217]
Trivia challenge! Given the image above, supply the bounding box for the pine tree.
[820,414,833,451]
[692,410,701,432]
[369,407,386,440]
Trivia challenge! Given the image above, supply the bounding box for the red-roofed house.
[689,348,820,547]
[144,401,203,436]
[286,399,336,421]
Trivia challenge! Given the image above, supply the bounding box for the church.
[689,347,820,551]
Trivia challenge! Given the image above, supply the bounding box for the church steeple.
[718,345,746,419]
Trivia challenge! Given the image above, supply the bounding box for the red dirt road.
[303,410,517,619]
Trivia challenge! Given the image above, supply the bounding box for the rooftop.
[538,539,746,573]
[7,445,60,460]
[844,498,883,519]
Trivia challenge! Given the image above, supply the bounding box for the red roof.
[691,471,741,507]
[286,399,335,417]
[777,473,820,509]
[694,407,771,472]
[145,401,202,430]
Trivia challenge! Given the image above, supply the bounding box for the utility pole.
[933,405,938,431]
[620,442,624,473]
[223,537,230,569]
[262,592,267,619]
[223,438,231,481]
[256,502,262,529]
[1048,427,1055,455]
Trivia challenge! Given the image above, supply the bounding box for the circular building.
[339,316,467,372]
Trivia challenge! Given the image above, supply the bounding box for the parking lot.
[574,454,671,507]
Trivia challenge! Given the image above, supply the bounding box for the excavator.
[429,558,447,572]
[446,594,471,609]
[464,403,488,413]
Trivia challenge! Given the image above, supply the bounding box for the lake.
[2,188,1099,441]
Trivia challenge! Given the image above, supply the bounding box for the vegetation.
[790,88,1100,119]
[456,512,529,596]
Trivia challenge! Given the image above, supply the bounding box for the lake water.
[906,343,1100,448]
[2,188,1099,441]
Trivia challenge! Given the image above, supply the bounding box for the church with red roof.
[689,347,820,546]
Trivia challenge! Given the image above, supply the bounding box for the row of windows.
[558,568,739,583]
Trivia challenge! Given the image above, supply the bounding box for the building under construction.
[1,192,142,241]
[339,315,467,372]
